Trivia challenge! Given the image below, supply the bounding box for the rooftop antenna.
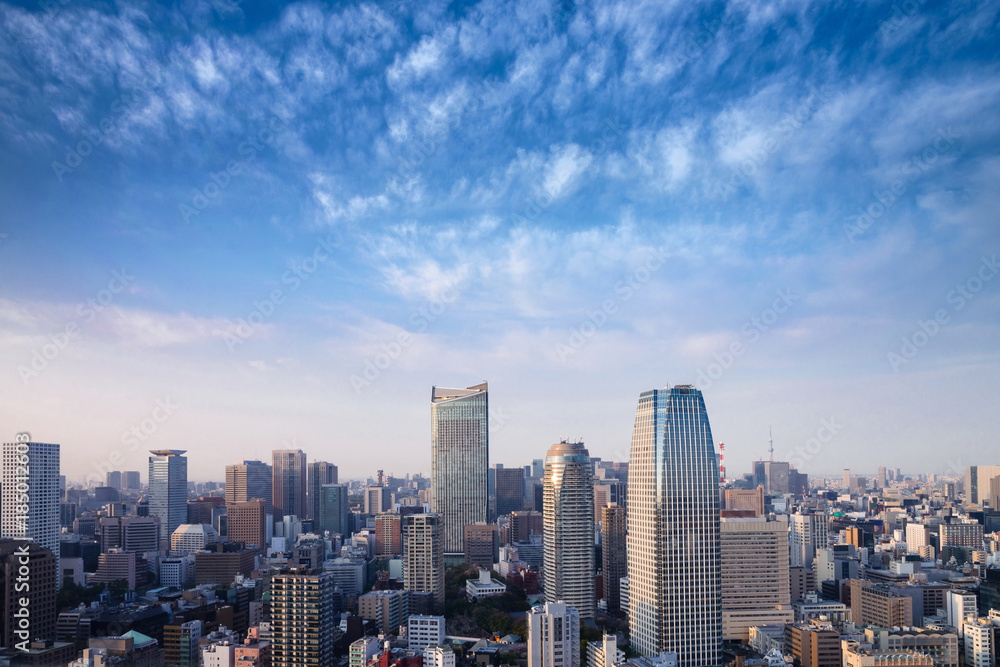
[769,426,774,462]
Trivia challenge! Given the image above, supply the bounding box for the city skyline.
[1,0,998,482]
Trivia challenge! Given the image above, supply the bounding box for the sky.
[1,0,998,485]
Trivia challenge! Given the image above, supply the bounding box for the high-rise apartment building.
[307,462,338,521]
[939,523,984,549]
[720,516,793,641]
[464,522,499,569]
[226,499,267,549]
[374,513,402,557]
[790,511,830,569]
[0,539,57,649]
[403,513,445,605]
[601,503,627,613]
[543,440,595,621]
[431,383,489,556]
[148,449,188,549]
[527,601,580,667]
[2,441,61,583]
[496,466,525,517]
[225,460,273,515]
[272,450,307,521]
[627,385,721,666]
[271,568,337,667]
[318,484,350,537]
[965,465,1000,506]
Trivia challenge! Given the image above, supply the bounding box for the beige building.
[403,513,445,605]
[864,627,959,667]
[721,516,793,641]
[785,622,842,667]
[851,579,914,628]
[724,486,765,515]
[226,499,267,550]
[843,642,934,667]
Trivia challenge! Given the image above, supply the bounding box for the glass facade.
[148,449,188,547]
[627,386,722,666]
[431,383,489,554]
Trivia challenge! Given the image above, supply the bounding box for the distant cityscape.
[1,382,997,667]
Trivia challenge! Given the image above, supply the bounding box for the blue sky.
[1,0,998,484]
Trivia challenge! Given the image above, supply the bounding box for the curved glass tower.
[543,440,595,619]
[627,385,721,667]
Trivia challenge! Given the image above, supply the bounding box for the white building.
[159,556,192,588]
[170,523,220,552]
[408,615,446,651]
[201,641,237,667]
[906,524,931,554]
[527,601,580,667]
[620,577,628,616]
[789,512,829,569]
[350,636,381,667]
[588,635,625,667]
[424,645,457,667]
[466,569,507,601]
[963,618,993,667]
[945,590,978,637]
[2,440,60,583]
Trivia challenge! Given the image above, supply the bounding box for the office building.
[226,499,267,549]
[965,466,1000,506]
[720,516,793,642]
[148,449,188,549]
[543,440,595,620]
[424,645,456,667]
[403,513,445,605]
[271,568,337,667]
[124,470,141,490]
[225,460,273,515]
[318,484,350,536]
[503,511,543,545]
[365,485,390,515]
[945,590,978,637]
[194,545,256,585]
[272,449,307,522]
[963,618,993,667]
[2,441,61,583]
[602,503,627,613]
[170,523,220,552]
[790,566,817,602]
[98,515,160,553]
[307,461,338,521]
[496,466,525,517]
[785,623,842,667]
[723,486,765,516]
[464,522,499,568]
[851,579,914,628]
[350,637,382,667]
[106,471,122,490]
[0,539,57,649]
[588,635,626,667]
[324,557,366,596]
[863,627,959,667]
[359,589,409,633]
[407,615,446,650]
[91,549,138,589]
[163,619,202,667]
[527,601,580,667]
[431,383,489,556]
[939,523,984,549]
[627,386,721,665]
[789,512,829,569]
[907,524,932,555]
[842,643,933,667]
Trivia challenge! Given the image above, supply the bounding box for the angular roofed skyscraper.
[148,449,188,550]
[431,382,488,556]
[627,385,722,667]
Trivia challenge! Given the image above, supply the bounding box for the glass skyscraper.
[225,459,273,515]
[148,449,188,549]
[431,382,488,556]
[627,385,721,666]
[543,440,595,620]
[272,449,307,521]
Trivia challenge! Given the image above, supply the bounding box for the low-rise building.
[465,569,507,602]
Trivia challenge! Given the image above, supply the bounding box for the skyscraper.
[496,466,525,517]
[148,449,188,550]
[789,511,830,569]
[601,503,627,613]
[226,460,273,515]
[2,440,60,587]
[527,601,580,667]
[272,450,307,522]
[403,512,445,605]
[318,484,350,536]
[627,385,721,666]
[965,465,1000,506]
[124,470,141,490]
[227,499,267,550]
[270,567,337,667]
[307,461,338,521]
[543,440,595,620]
[106,470,122,490]
[431,382,489,556]
[720,515,793,641]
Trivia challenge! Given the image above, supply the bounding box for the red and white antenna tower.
[719,442,726,484]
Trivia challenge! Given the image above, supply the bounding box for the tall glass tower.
[272,449,307,522]
[148,449,188,549]
[543,440,595,619]
[627,385,721,666]
[431,382,488,556]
